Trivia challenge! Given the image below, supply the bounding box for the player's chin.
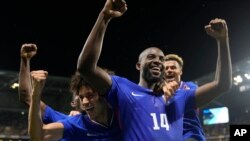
[150,75,163,83]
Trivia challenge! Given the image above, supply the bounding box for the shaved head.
[138,47,164,62]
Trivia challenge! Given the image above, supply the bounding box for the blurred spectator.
[0,110,28,138]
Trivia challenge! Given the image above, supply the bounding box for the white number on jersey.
[150,113,170,130]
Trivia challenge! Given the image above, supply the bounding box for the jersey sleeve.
[58,115,83,140]
[42,106,68,124]
[184,88,197,112]
[106,76,120,108]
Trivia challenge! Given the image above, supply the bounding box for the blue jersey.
[107,76,196,141]
[180,81,205,141]
[42,106,69,141]
[42,106,68,124]
[43,106,121,141]
[59,113,122,141]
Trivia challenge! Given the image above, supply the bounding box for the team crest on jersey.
[180,82,191,90]
[183,85,190,90]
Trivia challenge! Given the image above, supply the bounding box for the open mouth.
[165,74,175,81]
[151,66,162,74]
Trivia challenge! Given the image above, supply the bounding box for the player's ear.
[136,62,141,71]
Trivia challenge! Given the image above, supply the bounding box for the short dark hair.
[70,72,91,95]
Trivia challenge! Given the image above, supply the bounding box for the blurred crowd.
[0,110,28,140]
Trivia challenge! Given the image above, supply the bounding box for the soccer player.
[19,44,121,140]
[76,0,232,140]
[161,18,232,141]
[28,70,121,141]
[164,54,204,141]
[76,0,197,140]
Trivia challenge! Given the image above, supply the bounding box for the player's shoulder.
[111,75,138,88]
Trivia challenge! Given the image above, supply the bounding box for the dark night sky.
[1,0,250,83]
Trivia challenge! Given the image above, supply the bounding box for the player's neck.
[138,79,159,90]
[95,106,112,126]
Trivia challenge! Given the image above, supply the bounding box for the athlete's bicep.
[84,66,112,96]
[43,122,64,141]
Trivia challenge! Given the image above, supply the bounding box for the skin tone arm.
[77,0,177,98]
[19,43,79,117]
[29,70,64,141]
[77,0,127,96]
[18,44,47,115]
[195,18,232,107]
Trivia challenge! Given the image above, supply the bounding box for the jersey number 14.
[150,113,170,130]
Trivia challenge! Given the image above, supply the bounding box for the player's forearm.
[214,43,221,82]
[28,93,44,141]
[216,37,232,91]
[195,37,232,107]
[18,58,32,105]
[77,12,111,74]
